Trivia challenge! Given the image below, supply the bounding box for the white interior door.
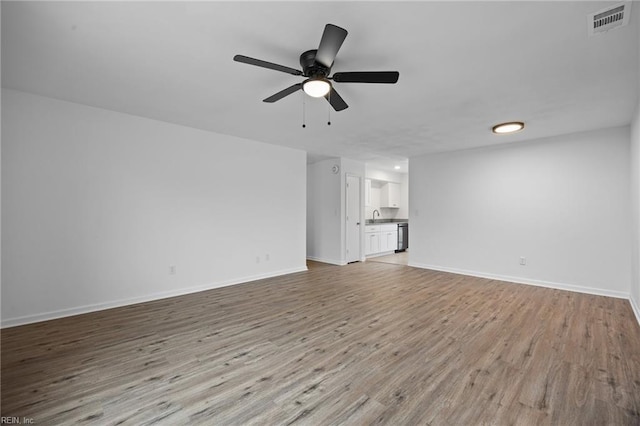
[346,175,361,263]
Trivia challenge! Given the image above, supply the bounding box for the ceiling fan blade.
[315,24,348,68]
[324,87,348,111]
[234,55,303,76]
[332,71,399,84]
[263,83,303,103]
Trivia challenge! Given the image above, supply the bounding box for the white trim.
[630,293,640,327]
[1,266,308,328]
[306,256,347,266]
[408,262,629,299]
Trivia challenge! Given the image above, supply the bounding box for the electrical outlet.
[519,257,526,266]
[265,253,270,261]
[169,265,176,275]
[256,256,260,264]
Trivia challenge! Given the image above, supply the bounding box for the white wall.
[1,89,307,327]
[409,127,632,298]
[365,168,404,183]
[630,7,640,322]
[631,103,640,320]
[307,159,342,264]
[399,173,409,220]
[0,4,3,324]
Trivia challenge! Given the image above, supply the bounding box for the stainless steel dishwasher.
[396,223,408,252]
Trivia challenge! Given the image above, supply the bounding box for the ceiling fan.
[233,24,399,112]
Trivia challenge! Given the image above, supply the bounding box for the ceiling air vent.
[587,2,631,36]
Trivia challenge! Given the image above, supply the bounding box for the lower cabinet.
[380,226,398,252]
[365,231,380,255]
[365,224,398,256]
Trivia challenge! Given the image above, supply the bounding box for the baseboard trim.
[306,256,347,266]
[408,262,629,300]
[630,293,640,327]
[1,266,308,329]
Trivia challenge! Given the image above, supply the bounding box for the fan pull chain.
[302,92,306,128]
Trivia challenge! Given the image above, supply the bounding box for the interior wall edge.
[408,262,631,301]
[631,292,640,327]
[0,266,308,329]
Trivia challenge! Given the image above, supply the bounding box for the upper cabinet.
[381,182,400,208]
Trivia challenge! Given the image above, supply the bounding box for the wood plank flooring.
[367,252,409,266]
[2,261,640,425]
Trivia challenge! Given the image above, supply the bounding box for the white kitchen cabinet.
[365,231,380,255]
[366,224,398,256]
[381,182,400,208]
[380,224,398,252]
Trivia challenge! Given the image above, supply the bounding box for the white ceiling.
[2,1,638,165]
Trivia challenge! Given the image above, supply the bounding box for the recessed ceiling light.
[394,165,401,170]
[303,78,331,98]
[492,121,524,134]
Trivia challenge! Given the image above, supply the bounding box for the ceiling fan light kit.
[233,23,399,115]
[303,78,331,98]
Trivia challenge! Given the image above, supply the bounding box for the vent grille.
[588,2,631,36]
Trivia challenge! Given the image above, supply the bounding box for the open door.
[346,175,361,263]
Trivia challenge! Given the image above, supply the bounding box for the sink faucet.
[372,209,380,222]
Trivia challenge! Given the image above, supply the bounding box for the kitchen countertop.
[365,219,408,225]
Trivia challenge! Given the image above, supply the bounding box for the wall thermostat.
[331,164,340,174]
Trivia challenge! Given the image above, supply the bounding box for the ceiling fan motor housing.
[300,49,331,78]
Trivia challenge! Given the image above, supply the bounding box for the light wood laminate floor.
[367,251,409,266]
[2,261,640,425]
